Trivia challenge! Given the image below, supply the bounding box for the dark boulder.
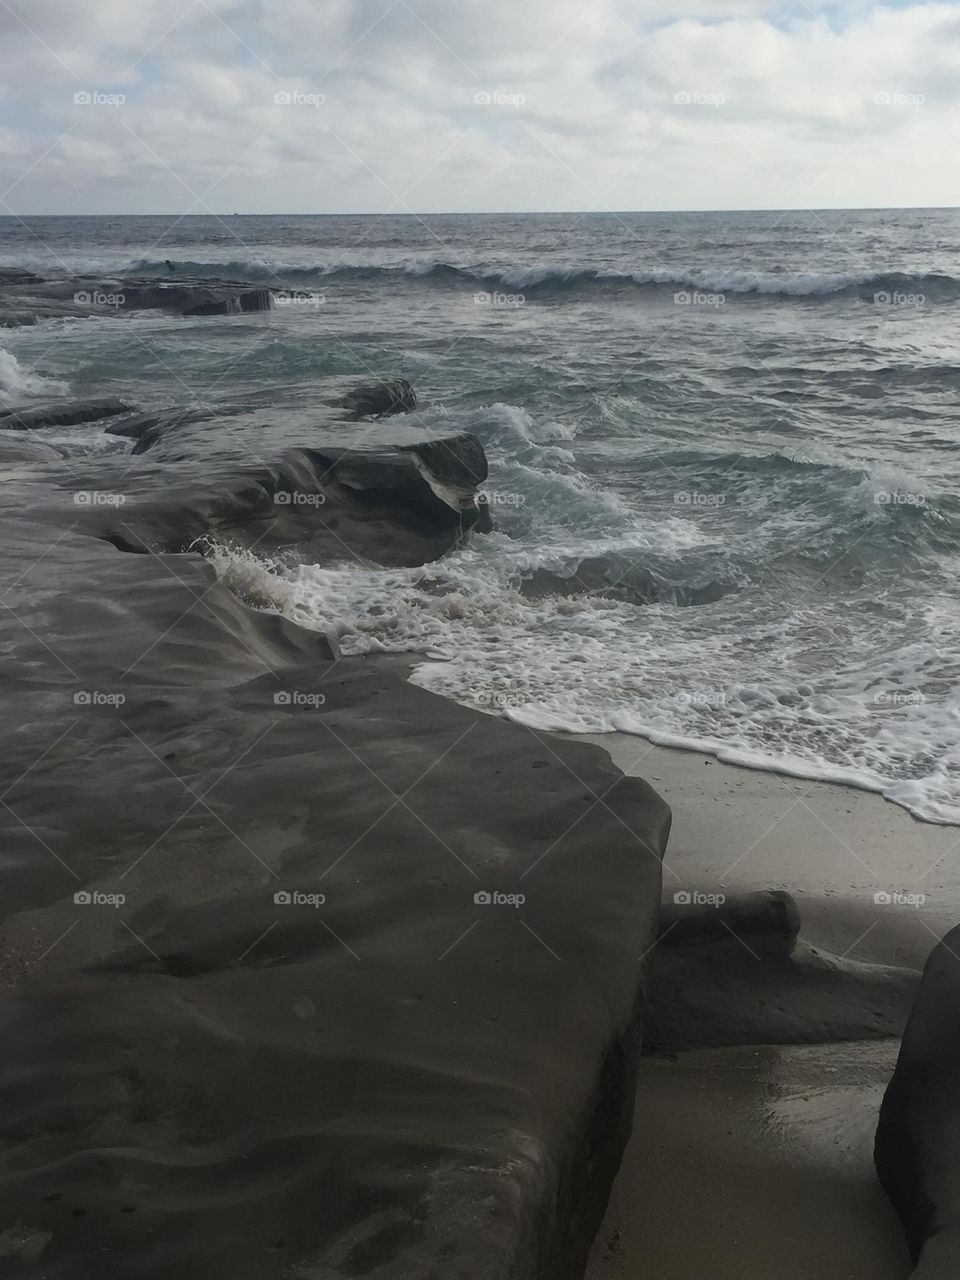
[181,287,273,317]
[341,378,418,419]
[0,398,134,431]
[646,890,919,1050]
[0,268,40,285]
[876,924,960,1273]
[660,888,801,958]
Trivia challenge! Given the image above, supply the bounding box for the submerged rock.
[0,398,133,431]
[0,438,63,464]
[341,378,418,418]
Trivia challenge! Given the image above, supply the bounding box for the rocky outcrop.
[341,378,418,419]
[74,389,492,564]
[0,397,133,431]
[0,375,673,1278]
[646,891,919,1050]
[0,273,274,325]
[876,925,960,1275]
[0,438,63,463]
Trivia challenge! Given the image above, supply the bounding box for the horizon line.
[4,204,960,218]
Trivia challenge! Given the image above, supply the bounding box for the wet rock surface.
[0,272,276,325]
[876,923,960,1274]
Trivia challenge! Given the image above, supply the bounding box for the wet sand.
[575,737,959,1279]
[587,1042,910,1280]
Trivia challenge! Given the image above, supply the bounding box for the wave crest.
[121,258,960,301]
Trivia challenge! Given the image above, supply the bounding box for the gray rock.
[0,398,133,431]
[341,378,418,418]
[876,924,960,1274]
[647,891,919,1049]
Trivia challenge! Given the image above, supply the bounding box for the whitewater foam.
[22,253,954,303]
[0,346,68,401]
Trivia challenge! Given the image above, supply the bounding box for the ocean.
[3,208,960,822]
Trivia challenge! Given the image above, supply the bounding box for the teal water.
[4,209,960,820]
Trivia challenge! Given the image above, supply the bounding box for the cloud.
[0,0,957,213]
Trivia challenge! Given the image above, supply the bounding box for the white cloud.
[0,0,957,213]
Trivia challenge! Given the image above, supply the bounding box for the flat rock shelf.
[0,372,672,1278]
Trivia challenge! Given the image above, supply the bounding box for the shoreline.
[574,734,960,969]
[577,734,946,1279]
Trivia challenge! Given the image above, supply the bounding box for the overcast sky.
[1,0,957,214]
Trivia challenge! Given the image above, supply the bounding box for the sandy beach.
[579,736,960,1279]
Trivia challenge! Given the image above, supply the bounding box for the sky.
[0,0,958,214]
